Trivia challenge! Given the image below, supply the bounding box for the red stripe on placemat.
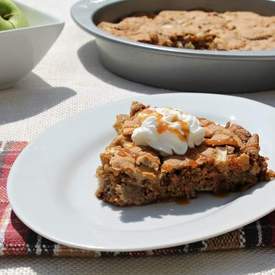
[0,202,9,222]
[4,211,30,256]
[0,178,8,204]
[4,142,28,153]
[0,142,28,256]
[0,142,27,204]
[0,142,28,180]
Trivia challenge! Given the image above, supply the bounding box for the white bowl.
[0,1,64,89]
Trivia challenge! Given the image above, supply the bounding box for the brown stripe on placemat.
[128,251,149,257]
[40,237,56,256]
[55,245,100,257]
[26,231,39,256]
[206,230,241,251]
[267,211,275,247]
[239,228,246,248]
[260,215,273,247]
[188,241,206,252]
[243,221,260,248]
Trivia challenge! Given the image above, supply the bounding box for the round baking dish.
[71,0,275,93]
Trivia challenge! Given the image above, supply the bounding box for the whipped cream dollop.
[131,107,205,155]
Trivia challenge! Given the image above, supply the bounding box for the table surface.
[1,0,275,274]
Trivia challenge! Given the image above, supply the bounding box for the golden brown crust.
[98,10,275,51]
[96,101,274,206]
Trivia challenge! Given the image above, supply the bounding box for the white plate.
[7,93,275,252]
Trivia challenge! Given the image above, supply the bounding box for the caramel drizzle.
[138,109,190,141]
[175,198,190,205]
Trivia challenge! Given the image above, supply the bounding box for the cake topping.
[131,107,205,155]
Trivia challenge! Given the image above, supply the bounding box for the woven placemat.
[0,141,274,257]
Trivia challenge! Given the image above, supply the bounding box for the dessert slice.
[96,101,274,206]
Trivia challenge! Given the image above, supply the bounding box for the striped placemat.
[0,141,274,256]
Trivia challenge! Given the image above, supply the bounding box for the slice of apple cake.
[96,101,274,206]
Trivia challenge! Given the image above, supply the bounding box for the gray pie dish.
[71,0,275,93]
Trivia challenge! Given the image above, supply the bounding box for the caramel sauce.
[214,191,229,198]
[138,108,190,141]
[137,109,155,121]
[175,198,190,205]
[156,121,168,134]
[117,148,129,157]
[142,109,155,115]
[239,184,253,193]
[162,163,173,172]
[188,160,198,169]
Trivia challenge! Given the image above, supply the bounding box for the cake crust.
[96,102,274,206]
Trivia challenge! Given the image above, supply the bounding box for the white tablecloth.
[1,0,275,273]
